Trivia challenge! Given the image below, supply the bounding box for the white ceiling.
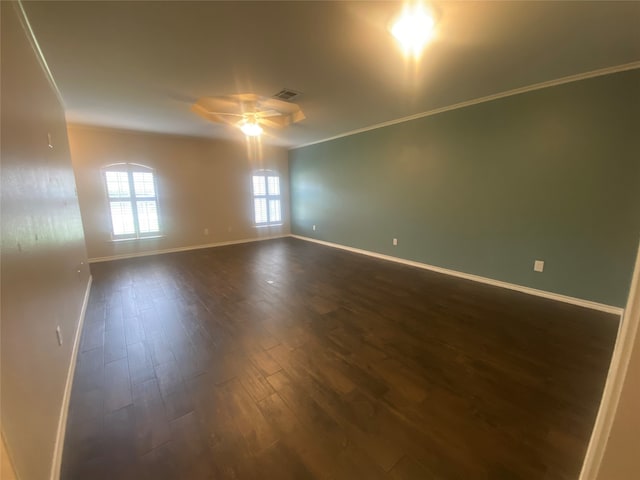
[23,1,640,148]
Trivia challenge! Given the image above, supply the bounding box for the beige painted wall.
[1,436,18,480]
[1,2,91,480]
[596,291,640,479]
[68,125,290,260]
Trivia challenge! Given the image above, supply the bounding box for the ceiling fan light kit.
[240,120,263,137]
[191,93,305,137]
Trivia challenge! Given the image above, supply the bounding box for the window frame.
[102,163,161,240]
[252,170,282,227]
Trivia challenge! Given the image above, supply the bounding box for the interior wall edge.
[87,235,289,264]
[49,275,93,480]
[2,2,92,477]
[1,432,19,480]
[14,0,65,107]
[579,239,640,479]
[290,61,640,151]
[290,234,624,317]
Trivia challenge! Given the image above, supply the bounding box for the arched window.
[103,163,160,239]
[252,170,282,226]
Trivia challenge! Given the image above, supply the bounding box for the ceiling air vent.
[273,88,301,101]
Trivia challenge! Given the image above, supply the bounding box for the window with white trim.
[252,171,282,226]
[103,163,161,239]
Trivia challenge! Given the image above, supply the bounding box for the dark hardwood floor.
[62,237,619,480]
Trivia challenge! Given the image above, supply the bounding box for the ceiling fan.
[191,93,305,137]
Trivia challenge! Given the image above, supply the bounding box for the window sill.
[109,235,165,243]
[254,223,284,229]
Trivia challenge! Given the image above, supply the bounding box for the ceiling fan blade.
[290,110,306,123]
[205,111,245,117]
[260,97,301,114]
[195,96,243,115]
[191,104,239,125]
[256,110,282,118]
[260,110,306,127]
[259,117,288,129]
[233,93,260,103]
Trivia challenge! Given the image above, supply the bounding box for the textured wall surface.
[1,2,91,479]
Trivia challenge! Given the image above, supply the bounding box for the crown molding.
[291,61,640,151]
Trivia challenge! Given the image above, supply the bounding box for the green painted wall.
[289,69,640,308]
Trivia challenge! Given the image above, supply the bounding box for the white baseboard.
[88,235,288,263]
[50,275,92,480]
[290,234,624,317]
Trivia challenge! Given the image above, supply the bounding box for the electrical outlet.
[56,325,63,346]
[204,228,209,236]
[312,225,316,231]
[393,238,398,246]
[534,260,544,272]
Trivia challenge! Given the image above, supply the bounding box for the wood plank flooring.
[61,237,619,479]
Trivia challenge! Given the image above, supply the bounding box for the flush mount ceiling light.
[391,3,436,56]
[240,118,263,137]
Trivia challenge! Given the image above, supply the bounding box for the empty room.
[2,1,640,479]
